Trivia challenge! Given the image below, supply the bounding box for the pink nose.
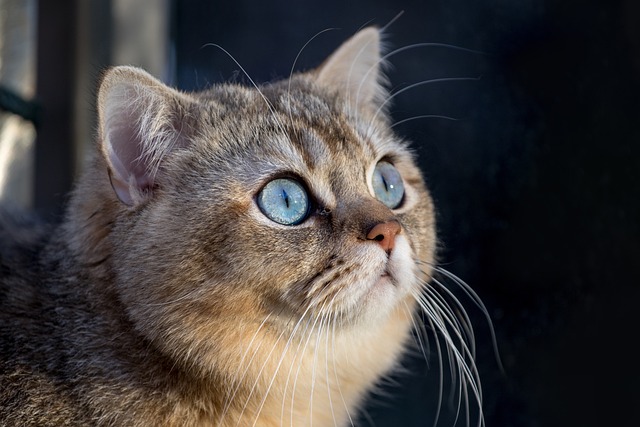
[366,220,401,253]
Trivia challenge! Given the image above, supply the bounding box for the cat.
[0,27,482,426]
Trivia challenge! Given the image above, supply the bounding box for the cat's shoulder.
[0,206,51,294]
[0,205,49,256]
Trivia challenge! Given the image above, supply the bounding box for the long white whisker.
[363,76,480,140]
[345,35,378,120]
[323,307,338,427]
[403,300,428,363]
[251,304,320,427]
[290,302,327,427]
[234,308,314,427]
[331,303,354,426]
[348,10,406,124]
[415,292,465,424]
[419,261,504,377]
[380,10,405,32]
[390,114,459,129]
[202,43,289,137]
[416,294,445,427]
[287,28,337,126]
[425,280,476,357]
[432,265,505,373]
[413,289,459,403]
[421,290,466,425]
[217,312,275,426]
[422,287,480,391]
[309,308,329,427]
[436,280,478,358]
[313,291,341,427]
[353,40,484,128]
[413,277,486,425]
[415,290,484,427]
[143,285,205,307]
[280,314,315,427]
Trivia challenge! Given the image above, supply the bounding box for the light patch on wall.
[0,115,35,206]
[0,0,37,208]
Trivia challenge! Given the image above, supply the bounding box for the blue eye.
[257,178,310,225]
[372,161,405,209]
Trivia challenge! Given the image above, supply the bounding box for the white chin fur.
[341,235,417,323]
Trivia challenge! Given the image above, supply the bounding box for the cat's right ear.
[316,27,387,112]
[97,66,193,207]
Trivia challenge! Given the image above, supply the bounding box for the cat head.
[79,27,436,374]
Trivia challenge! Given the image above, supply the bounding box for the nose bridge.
[327,166,401,252]
[334,195,399,241]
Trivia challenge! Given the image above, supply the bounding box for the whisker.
[251,304,318,427]
[287,28,337,126]
[202,43,290,137]
[353,39,484,128]
[289,303,327,427]
[380,41,485,63]
[403,300,429,363]
[143,285,205,307]
[404,298,446,427]
[379,10,405,33]
[280,314,315,427]
[411,284,485,427]
[314,291,341,426]
[217,311,279,426]
[309,308,329,427]
[419,296,482,427]
[343,13,417,119]
[234,305,316,427]
[418,261,505,375]
[323,305,338,427]
[345,33,379,121]
[420,290,468,425]
[364,76,480,140]
[390,114,459,129]
[425,280,476,357]
[433,265,505,374]
[414,289,460,397]
[331,303,354,427]
[422,287,481,389]
[429,306,446,427]
[409,289,445,427]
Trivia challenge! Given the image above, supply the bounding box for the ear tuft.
[316,27,387,112]
[98,66,191,206]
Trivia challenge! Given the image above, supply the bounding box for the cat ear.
[97,66,192,206]
[316,27,387,111]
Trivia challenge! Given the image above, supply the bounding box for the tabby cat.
[0,27,480,426]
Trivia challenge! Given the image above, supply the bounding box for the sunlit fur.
[0,28,485,426]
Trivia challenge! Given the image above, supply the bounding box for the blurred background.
[1,1,638,426]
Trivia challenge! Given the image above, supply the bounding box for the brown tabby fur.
[0,28,437,426]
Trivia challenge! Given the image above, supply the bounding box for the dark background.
[31,1,640,426]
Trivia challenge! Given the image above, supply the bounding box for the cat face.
[92,28,435,375]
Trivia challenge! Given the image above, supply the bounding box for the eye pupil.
[372,161,404,209]
[257,178,309,225]
[381,176,389,192]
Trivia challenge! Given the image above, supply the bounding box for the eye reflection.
[372,161,405,209]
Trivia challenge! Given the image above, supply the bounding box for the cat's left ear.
[316,27,387,112]
[97,66,194,207]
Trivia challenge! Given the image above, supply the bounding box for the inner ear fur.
[97,66,194,206]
